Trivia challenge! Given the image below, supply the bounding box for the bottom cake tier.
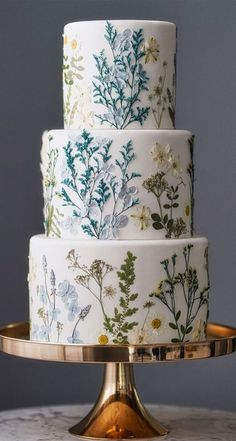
[28,235,210,345]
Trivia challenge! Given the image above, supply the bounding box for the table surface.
[0,404,235,440]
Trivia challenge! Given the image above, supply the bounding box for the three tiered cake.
[28,20,210,345]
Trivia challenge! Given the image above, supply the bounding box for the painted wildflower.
[118,184,139,209]
[150,143,172,171]
[142,37,160,63]
[67,329,83,344]
[143,143,188,238]
[93,21,149,128]
[36,257,91,343]
[66,298,81,322]
[103,285,117,298]
[169,154,183,177]
[130,205,151,231]
[98,334,109,345]
[59,131,141,239]
[60,216,81,235]
[101,214,129,239]
[149,245,210,343]
[57,280,77,304]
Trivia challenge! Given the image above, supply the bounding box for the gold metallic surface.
[69,363,168,438]
[0,322,235,363]
[0,322,236,439]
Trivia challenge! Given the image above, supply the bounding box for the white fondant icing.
[63,20,176,130]
[29,235,209,345]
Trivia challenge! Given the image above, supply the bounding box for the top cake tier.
[63,20,176,130]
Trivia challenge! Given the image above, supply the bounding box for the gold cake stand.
[0,322,236,439]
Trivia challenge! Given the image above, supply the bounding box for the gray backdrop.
[0,0,236,412]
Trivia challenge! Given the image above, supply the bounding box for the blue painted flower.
[67,329,83,344]
[104,108,124,128]
[105,65,129,90]
[66,298,81,322]
[113,28,133,53]
[49,306,61,322]
[118,184,138,208]
[57,280,77,304]
[81,193,98,217]
[61,216,81,234]
[92,137,110,149]
[39,285,48,305]
[101,214,129,239]
[38,324,51,342]
[99,163,115,183]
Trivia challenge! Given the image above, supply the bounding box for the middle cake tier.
[42,129,194,240]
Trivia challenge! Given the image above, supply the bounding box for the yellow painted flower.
[143,37,160,63]
[71,39,78,50]
[98,334,109,345]
[63,34,68,45]
[130,205,151,231]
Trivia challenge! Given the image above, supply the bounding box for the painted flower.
[60,216,81,235]
[148,312,167,336]
[113,28,133,53]
[101,214,129,239]
[98,163,115,183]
[119,184,138,208]
[71,39,78,50]
[92,136,110,149]
[103,107,124,128]
[142,37,160,63]
[66,298,81,322]
[103,285,117,298]
[81,194,98,218]
[104,108,124,128]
[169,154,183,177]
[39,285,48,305]
[98,334,109,345]
[130,205,151,231]
[70,86,94,129]
[67,329,83,344]
[57,280,77,304]
[105,65,129,89]
[150,143,172,171]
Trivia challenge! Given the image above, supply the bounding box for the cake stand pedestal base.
[69,362,167,439]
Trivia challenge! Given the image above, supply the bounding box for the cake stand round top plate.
[0,322,236,363]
